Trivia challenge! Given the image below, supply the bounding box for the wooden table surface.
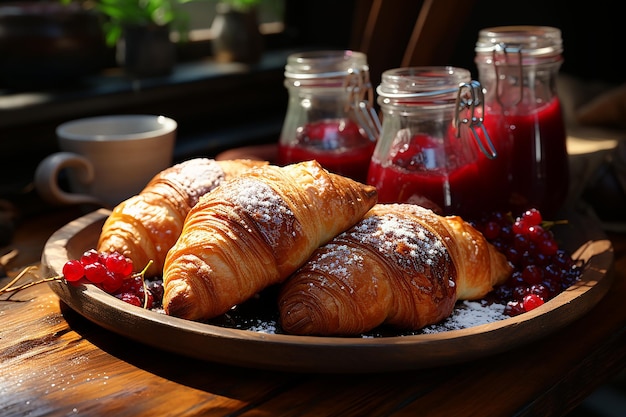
[1,206,625,417]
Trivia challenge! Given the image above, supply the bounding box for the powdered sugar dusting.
[230,177,295,247]
[247,319,278,334]
[310,244,364,279]
[420,300,507,334]
[212,299,508,336]
[164,159,225,206]
[345,212,449,274]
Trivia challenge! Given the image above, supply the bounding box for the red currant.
[512,234,530,252]
[62,259,85,282]
[482,221,501,240]
[479,207,582,317]
[522,293,545,312]
[59,249,163,309]
[104,252,133,275]
[119,276,144,293]
[529,283,551,300]
[80,249,101,265]
[538,237,559,257]
[504,301,525,316]
[527,225,545,243]
[522,208,543,227]
[521,264,543,285]
[99,271,125,293]
[512,219,528,235]
[83,262,108,284]
[116,292,142,307]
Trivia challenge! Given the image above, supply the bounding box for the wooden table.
[1,206,625,417]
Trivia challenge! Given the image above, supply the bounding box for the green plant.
[220,0,261,12]
[61,0,192,46]
[102,0,195,45]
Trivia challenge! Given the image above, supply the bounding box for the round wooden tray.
[42,208,614,373]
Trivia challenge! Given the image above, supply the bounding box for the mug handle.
[34,152,103,206]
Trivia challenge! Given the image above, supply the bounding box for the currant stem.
[0,266,63,296]
[139,260,154,309]
[542,219,569,230]
[2,276,64,293]
[0,265,33,292]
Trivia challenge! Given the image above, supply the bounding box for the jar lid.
[474,26,563,57]
[377,66,471,99]
[284,50,369,80]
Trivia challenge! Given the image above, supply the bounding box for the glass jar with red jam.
[474,26,569,217]
[367,66,495,218]
[277,50,380,183]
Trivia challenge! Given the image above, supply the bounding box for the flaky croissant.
[278,203,512,336]
[97,158,266,277]
[162,160,378,321]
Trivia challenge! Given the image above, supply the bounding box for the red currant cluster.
[472,208,582,316]
[62,249,162,309]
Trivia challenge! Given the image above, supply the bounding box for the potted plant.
[95,0,191,46]
[219,0,261,12]
[63,0,192,77]
[212,0,264,64]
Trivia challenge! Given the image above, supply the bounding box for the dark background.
[288,0,624,84]
[0,0,623,213]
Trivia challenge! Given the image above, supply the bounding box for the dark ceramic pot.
[0,2,107,88]
[211,3,264,64]
[116,23,176,78]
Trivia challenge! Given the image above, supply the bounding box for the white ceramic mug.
[35,114,177,208]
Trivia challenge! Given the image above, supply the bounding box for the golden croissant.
[97,158,266,277]
[162,160,378,321]
[278,203,513,336]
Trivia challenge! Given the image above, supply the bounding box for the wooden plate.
[42,208,614,373]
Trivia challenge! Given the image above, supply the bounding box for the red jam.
[479,97,569,217]
[366,132,484,217]
[277,118,375,183]
[368,98,569,219]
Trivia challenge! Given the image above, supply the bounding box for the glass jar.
[475,26,569,217]
[367,66,495,218]
[277,50,380,183]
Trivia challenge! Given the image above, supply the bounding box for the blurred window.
[177,0,285,41]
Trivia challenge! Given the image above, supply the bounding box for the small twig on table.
[0,266,63,298]
[0,248,19,277]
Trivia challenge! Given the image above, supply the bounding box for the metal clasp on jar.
[492,42,524,108]
[344,69,381,140]
[454,80,497,159]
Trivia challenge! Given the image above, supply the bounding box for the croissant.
[278,203,513,336]
[162,160,378,321]
[97,158,266,277]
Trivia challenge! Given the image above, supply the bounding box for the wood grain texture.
[1,208,625,416]
[37,207,614,373]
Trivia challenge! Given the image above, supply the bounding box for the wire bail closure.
[455,80,497,160]
[493,43,524,108]
[344,69,381,140]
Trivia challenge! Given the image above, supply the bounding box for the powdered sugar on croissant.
[162,160,378,321]
[278,203,512,336]
[97,158,266,277]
